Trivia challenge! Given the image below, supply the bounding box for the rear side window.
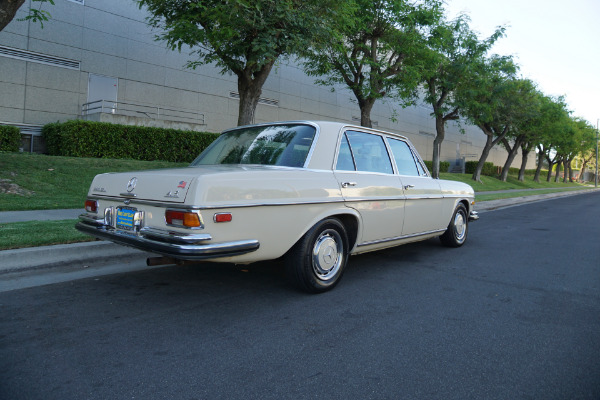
[388,138,420,176]
[337,131,393,174]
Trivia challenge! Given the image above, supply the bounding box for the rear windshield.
[191,124,316,168]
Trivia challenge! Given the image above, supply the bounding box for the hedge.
[423,160,450,173]
[465,161,497,176]
[0,125,21,152]
[42,120,220,163]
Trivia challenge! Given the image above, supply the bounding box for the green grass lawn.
[0,219,94,250]
[0,152,186,211]
[439,172,586,192]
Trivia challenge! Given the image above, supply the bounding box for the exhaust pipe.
[146,256,199,267]
[147,256,178,266]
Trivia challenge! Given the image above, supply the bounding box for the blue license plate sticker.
[116,207,136,230]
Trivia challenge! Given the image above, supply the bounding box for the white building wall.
[0,0,534,168]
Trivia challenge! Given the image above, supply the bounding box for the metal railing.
[81,100,205,125]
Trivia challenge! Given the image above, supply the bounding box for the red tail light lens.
[214,213,232,223]
[165,210,201,228]
[85,200,98,213]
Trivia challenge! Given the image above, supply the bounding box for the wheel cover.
[311,229,343,281]
[453,211,467,243]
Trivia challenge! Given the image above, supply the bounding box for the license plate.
[116,207,137,231]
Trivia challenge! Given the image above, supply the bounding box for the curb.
[0,241,149,275]
[475,188,599,212]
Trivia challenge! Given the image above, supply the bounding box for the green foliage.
[0,125,21,152]
[42,120,219,163]
[137,0,345,125]
[303,0,443,127]
[465,161,496,176]
[424,160,449,173]
[18,0,55,28]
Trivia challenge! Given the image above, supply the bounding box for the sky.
[444,0,600,127]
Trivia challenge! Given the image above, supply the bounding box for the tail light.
[85,200,98,213]
[165,210,202,228]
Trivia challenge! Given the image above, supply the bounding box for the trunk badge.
[127,177,138,192]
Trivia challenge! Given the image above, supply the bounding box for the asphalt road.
[1,192,599,400]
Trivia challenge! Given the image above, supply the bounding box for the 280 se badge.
[77,121,478,293]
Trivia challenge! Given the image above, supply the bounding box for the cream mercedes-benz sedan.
[77,121,478,292]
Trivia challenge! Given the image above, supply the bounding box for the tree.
[421,15,505,178]
[138,0,344,126]
[530,96,570,183]
[458,55,518,182]
[574,119,598,182]
[497,79,540,182]
[303,0,443,128]
[0,0,54,32]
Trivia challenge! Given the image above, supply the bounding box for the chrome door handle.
[342,182,357,188]
[404,184,415,190]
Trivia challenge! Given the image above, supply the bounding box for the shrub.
[423,160,450,173]
[465,161,497,176]
[0,125,21,152]
[42,120,220,163]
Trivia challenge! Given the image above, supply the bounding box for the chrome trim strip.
[404,195,445,200]
[357,229,446,247]
[75,221,259,260]
[78,213,104,226]
[139,227,212,244]
[119,193,137,198]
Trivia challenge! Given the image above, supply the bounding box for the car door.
[386,137,445,235]
[333,130,405,245]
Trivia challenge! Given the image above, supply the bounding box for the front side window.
[191,124,316,167]
[339,131,393,174]
[388,138,420,176]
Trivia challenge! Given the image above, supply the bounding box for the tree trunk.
[0,0,25,32]
[579,162,588,183]
[533,147,544,183]
[472,134,494,183]
[518,148,530,182]
[236,61,275,126]
[546,162,554,182]
[564,159,572,183]
[431,115,445,179]
[554,159,561,182]
[471,125,509,182]
[499,136,524,182]
[358,97,376,128]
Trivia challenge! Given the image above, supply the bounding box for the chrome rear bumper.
[76,216,259,260]
[469,211,480,222]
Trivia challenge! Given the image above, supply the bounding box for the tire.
[440,203,468,247]
[285,218,349,293]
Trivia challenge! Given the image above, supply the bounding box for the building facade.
[0,0,533,168]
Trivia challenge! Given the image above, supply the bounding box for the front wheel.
[440,203,468,247]
[285,218,349,293]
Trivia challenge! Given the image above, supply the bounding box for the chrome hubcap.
[454,211,466,242]
[312,229,343,281]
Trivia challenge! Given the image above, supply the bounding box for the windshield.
[191,124,316,167]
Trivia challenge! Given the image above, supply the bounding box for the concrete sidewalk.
[0,208,84,223]
[0,188,598,276]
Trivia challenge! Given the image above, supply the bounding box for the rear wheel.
[285,218,349,293]
[440,203,468,247]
